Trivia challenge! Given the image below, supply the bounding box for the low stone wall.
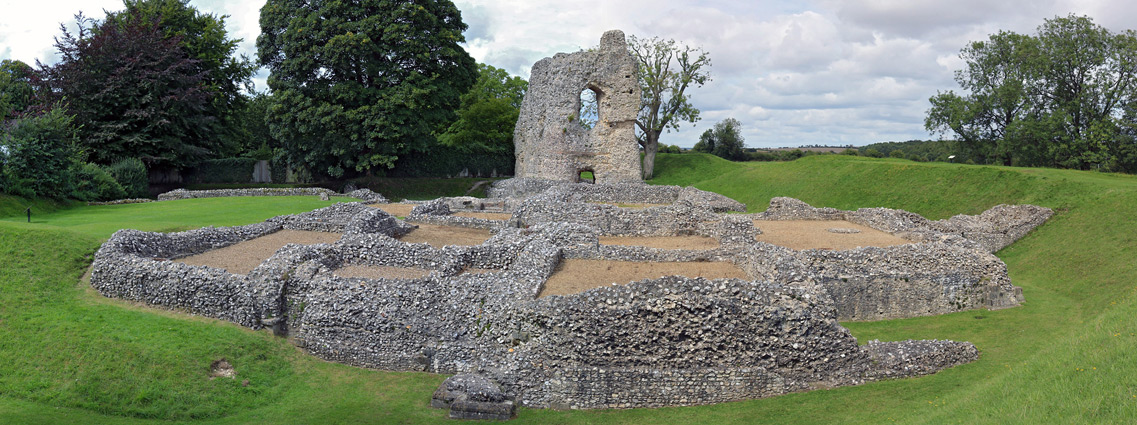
[157,187,339,200]
[756,197,1053,253]
[89,185,1052,411]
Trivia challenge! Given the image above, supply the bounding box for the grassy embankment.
[1,153,1135,423]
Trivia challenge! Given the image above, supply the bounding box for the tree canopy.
[926,15,1137,172]
[692,117,745,161]
[37,11,215,168]
[104,0,256,156]
[438,63,527,154]
[0,60,35,123]
[630,35,711,179]
[258,0,477,179]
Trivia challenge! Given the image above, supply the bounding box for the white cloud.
[3,0,1134,147]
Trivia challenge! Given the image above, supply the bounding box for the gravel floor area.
[590,202,670,209]
[398,223,493,247]
[452,211,514,220]
[173,230,342,275]
[370,203,416,217]
[538,259,749,297]
[598,235,720,250]
[754,219,912,250]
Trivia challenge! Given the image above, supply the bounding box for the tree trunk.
[641,131,660,179]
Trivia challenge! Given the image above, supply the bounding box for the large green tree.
[0,59,35,124]
[438,63,527,154]
[629,35,711,179]
[0,107,79,199]
[258,0,477,178]
[692,117,745,161]
[927,15,1137,171]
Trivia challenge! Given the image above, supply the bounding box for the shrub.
[108,158,148,198]
[747,151,778,162]
[842,148,859,155]
[863,148,885,158]
[72,162,126,201]
[778,149,804,161]
[0,107,78,199]
[890,150,905,158]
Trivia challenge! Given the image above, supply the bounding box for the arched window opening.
[578,86,600,129]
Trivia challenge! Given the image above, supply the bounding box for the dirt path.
[539,259,748,297]
[599,235,719,250]
[174,230,342,275]
[398,223,493,247]
[452,211,513,220]
[753,220,911,250]
[370,203,416,217]
[590,202,670,209]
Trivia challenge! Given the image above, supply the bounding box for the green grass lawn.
[2,154,1136,423]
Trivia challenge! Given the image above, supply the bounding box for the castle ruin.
[513,30,642,184]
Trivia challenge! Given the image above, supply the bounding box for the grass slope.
[0,156,1134,423]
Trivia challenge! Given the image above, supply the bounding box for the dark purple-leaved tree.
[37,11,212,168]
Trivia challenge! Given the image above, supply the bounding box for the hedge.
[183,158,260,184]
[389,149,513,178]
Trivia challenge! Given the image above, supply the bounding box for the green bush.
[0,107,78,199]
[863,148,885,158]
[778,149,805,161]
[183,158,259,184]
[71,162,126,201]
[890,150,905,158]
[108,158,148,198]
[747,151,778,161]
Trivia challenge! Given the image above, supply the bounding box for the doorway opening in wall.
[578,169,595,184]
[579,86,600,129]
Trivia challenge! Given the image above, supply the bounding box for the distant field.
[1,154,1135,424]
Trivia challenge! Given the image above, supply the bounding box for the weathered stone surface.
[433,374,517,420]
[89,184,1052,411]
[513,30,642,183]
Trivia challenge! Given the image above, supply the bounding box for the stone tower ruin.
[513,30,642,183]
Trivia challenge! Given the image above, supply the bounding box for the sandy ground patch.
[398,223,493,247]
[452,211,513,220]
[599,235,719,250]
[173,230,342,275]
[539,259,749,297]
[370,203,416,217]
[334,265,433,280]
[753,220,911,250]
[462,267,501,274]
[590,202,670,209]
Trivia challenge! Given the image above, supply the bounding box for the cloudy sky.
[2,1,1133,148]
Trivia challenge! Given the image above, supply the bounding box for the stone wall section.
[88,185,1052,411]
[513,30,642,183]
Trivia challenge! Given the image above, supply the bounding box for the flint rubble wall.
[89,186,1050,409]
